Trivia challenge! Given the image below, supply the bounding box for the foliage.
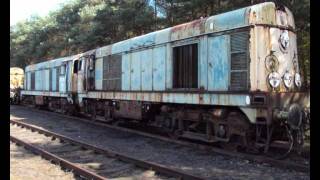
[10,0,310,86]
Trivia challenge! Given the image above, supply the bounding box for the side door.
[77,58,86,93]
[207,35,230,91]
[72,59,79,93]
[59,64,67,92]
[86,55,95,91]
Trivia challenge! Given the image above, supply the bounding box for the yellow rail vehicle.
[10,67,24,104]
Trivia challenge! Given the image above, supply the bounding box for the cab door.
[72,59,79,93]
[77,57,86,93]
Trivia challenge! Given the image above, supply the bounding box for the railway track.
[10,119,205,180]
[13,105,310,173]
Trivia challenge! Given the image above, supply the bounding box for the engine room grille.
[56,67,60,91]
[103,55,122,90]
[230,30,249,91]
[30,72,35,90]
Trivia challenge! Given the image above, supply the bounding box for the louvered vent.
[103,55,122,90]
[31,72,35,90]
[56,67,60,91]
[230,31,249,91]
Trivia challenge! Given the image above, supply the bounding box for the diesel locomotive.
[20,2,310,157]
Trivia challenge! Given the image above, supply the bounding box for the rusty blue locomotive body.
[21,2,309,155]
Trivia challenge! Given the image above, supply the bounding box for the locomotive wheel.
[220,112,255,152]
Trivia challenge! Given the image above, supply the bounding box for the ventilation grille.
[230,31,249,91]
[56,68,60,91]
[230,72,247,90]
[49,69,52,91]
[231,31,249,52]
[231,53,247,70]
[103,55,122,90]
[31,72,35,90]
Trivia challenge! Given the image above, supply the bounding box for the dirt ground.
[10,142,76,180]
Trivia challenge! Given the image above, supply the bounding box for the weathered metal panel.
[67,61,72,92]
[131,51,141,91]
[153,46,166,90]
[171,19,206,41]
[130,32,156,49]
[95,45,112,58]
[199,36,208,90]
[205,7,248,33]
[59,75,66,93]
[52,68,57,91]
[35,71,41,90]
[121,54,131,90]
[112,39,131,54]
[21,90,68,97]
[141,49,153,90]
[84,91,249,107]
[207,35,230,91]
[155,28,170,44]
[44,69,50,91]
[27,72,31,90]
[165,43,173,89]
[248,2,276,25]
[240,107,258,123]
[95,58,103,90]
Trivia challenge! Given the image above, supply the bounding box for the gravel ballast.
[10,105,310,180]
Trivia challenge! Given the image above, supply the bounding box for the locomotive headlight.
[283,71,293,88]
[294,73,302,87]
[279,30,290,52]
[268,72,281,88]
[245,96,250,105]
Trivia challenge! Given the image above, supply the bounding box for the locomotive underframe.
[21,89,309,155]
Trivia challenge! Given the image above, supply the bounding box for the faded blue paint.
[153,46,166,90]
[112,39,132,54]
[27,72,31,90]
[95,58,103,90]
[199,36,208,89]
[206,7,248,32]
[131,52,141,90]
[52,68,57,91]
[65,63,69,92]
[155,28,171,44]
[165,44,173,89]
[59,75,66,92]
[141,49,153,90]
[121,54,131,90]
[35,71,41,90]
[131,32,156,49]
[45,70,50,91]
[208,35,230,91]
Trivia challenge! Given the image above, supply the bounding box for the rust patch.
[172,19,203,33]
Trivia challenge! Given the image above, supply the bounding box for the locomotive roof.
[25,2,294,71]
[95,2,295,57]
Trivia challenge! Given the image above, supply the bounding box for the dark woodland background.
[10,0,310,86]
